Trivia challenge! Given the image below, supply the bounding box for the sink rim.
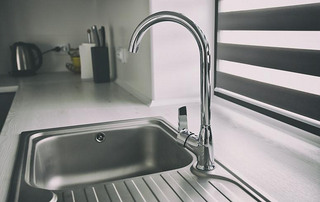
[25,118,195,190]
[19,117,195,189]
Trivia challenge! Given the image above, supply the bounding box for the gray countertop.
[0,72,319,202]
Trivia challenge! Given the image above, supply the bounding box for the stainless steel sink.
[8,117,269,202]
[26,120,192,190]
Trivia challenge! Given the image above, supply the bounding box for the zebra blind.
[214,1,320,135]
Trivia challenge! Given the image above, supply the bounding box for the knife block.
[91,47,110,83]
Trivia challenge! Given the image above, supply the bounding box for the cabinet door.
[0,92,15,132]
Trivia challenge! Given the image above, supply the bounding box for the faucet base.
[196,125,215,171]
[177,126,215,171]
[196,155,215,171]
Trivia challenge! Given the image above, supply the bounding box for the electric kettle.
[10,42,42,76]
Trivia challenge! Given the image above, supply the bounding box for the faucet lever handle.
[178,106,188,131]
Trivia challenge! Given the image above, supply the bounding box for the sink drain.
[95,132,106,143]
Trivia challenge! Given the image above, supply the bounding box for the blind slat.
[217,43,320,77]
[219,31,320,50]
[218,60,320,95]
[216,72,320,121]
[218,3,320,30]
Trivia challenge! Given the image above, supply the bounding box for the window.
[214,1,320,135]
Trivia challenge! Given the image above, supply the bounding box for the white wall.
[150,0,214,106]
[104,0,153,104]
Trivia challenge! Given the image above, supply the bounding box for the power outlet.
[116,48,128,64]
[59,44,70,53]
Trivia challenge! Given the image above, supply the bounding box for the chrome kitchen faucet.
[128,11,214,171]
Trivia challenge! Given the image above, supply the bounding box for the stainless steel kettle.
[10,42,42,76]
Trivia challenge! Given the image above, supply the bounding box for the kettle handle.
[29,44,43,70]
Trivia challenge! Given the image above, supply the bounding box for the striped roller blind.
[214,1,320,135]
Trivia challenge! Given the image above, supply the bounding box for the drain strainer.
[95,132,106,143]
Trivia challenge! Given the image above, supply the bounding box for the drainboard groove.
[84,187,99,202]
[105,183,123,202]
[144,175,181,202]
[62,190,76,202]
[124,179,160,202]
[92,187,99,202]
[177,170,218,202]
[107,182,135,202]
[102,184,112,202]
[141,176,164,202]
[123,181,136,202]
[84,188,90,202]
[139,177,160,202]
[208,181,232,202]
[160,173,191,202]
[71,189,88,202]
[170,171,207,202]
[71,190,76,202]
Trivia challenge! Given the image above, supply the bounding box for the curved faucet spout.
[129,11,214,171]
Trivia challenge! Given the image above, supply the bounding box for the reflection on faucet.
[128,11,214,171]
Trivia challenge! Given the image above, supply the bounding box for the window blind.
[214,1,320,135]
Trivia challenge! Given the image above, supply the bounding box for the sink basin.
[26,119,193,190]
[8,117,268,202]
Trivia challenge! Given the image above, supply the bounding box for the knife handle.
[100,26,106,47]
[91,25,100,46]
